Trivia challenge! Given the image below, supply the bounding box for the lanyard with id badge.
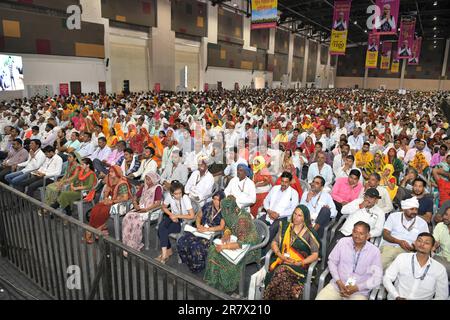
[346,248,362,286]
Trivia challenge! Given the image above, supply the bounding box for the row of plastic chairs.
[68,179,271,298]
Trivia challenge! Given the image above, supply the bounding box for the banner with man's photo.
[251,0,278,30]
[391,43,400,73]
[380,42,392,70]
[330,0,352,55]
[374,0,400,35]
[397,16,416,59]
[408,37,422,65]
[365,33,380,69]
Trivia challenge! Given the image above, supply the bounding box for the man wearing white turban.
[379,197,429,270]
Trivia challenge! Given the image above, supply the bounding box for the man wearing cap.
[330,188,385,253]
[360,172,393,215]
[380,197,429,270]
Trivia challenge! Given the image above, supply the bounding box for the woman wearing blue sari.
[264,205,320,300]
[177,191,225,273]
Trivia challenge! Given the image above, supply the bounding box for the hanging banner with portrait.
[380,42,392,70]
[374,0,400,35]
[408,37,422,65]
[391,43,400,73]
[397,16,416,59]
[330,0,352,56]
[365,33,380,69]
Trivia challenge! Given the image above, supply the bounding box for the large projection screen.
[0,54,24,91]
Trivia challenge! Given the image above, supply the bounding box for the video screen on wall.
[0,54,24,91]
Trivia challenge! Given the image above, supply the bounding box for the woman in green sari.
[204,196,260,294]
[44,152,81,206]
[263,205,320,300]
[57,158,97,216]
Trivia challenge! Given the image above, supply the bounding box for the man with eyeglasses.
[383,233,448,300]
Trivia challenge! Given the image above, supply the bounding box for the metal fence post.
[101,238,113,300]
[0,194,8,258]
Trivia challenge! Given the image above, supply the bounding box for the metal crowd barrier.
[0,183,230,300]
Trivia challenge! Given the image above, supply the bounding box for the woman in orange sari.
[250,156,273,218]
[125,124,137,142]
[148,134,164,167]
[86,166,131,243]
[114,123,125,141]
[92,110,102,127]
[102,117,110,138]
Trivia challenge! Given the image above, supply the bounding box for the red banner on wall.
[374,0,400,35]
[397,16,416,59]
[154,83,160,93]
[380,42,392,70]
[408,37,422,65]
[59,83,69,96]
[330,0,352,56]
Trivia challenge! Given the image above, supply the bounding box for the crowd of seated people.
[0,88,448,299]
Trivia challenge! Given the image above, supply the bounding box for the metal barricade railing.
[0,183,230,300]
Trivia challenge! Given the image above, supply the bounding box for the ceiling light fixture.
[433,1,437,6]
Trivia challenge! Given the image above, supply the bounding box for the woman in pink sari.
[122,172,163,253]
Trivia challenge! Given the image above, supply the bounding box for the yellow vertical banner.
[391,43,400,73]
[365,33,379,68]
[330,0,352,56]
[391,59,400,73]
[380,42,392,70]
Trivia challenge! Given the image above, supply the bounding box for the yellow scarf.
[269,224,304,272]
[252,156,266,174]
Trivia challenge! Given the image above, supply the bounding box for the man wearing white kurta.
[184,159,215,211]
[224,164,256,210]
[380,197,429,270]
[307,152,334,191]
[261,171,299,242]
[383,233,449,300]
